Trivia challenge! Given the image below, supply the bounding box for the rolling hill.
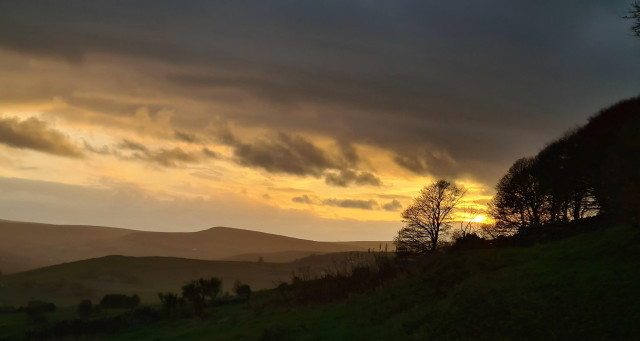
[0,252,377,307]
[0,219,392,274]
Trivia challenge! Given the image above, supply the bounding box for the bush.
[157,292,180,315]
[25,300,56,313]
[77,299,93,319]
[233,281,252,299]
[99,294,140,309]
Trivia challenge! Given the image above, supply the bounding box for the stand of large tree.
[490,96,640,233]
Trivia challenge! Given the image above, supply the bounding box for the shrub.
[77,299,93,319]
[233,280,252,299]
[99,294,140,309]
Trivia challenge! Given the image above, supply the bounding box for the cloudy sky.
[0,1,638,240]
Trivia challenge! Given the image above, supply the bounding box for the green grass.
[105,225,640,340]
[4,224,639,340]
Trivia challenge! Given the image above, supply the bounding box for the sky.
[0,1,638,240]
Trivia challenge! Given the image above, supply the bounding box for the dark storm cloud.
[232,132,335,177]
[393,149,458,179]
[324,169,381,187]
[216,127,382,186]
[337,141,359,167]
[0,117,83,158]
[322,198,379,210]
[1,1,638,185]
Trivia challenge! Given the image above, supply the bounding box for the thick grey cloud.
[324,169,381,187]
[322,198,378,210]
[292,195,313,204]
[110,139,202,167]
[393,149,457,179]
[1,1,638,186]
[218,128,382,186]
[146,148,199,167]
[293,195,381,210]
[119,139,149,153]
[382,200,403,212]
[201,148,220,159]
[0,117,83,158]
[174,130,200,143]
[232,132,335,177]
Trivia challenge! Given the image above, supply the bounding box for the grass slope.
[0,252,375,307]
[105,224,640,340]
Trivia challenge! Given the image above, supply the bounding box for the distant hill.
[0,220,392,273]
[0,252,378,306]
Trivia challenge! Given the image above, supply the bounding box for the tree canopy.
[490,96,640,233]
[395,180,466,254]
[625,2,640,37]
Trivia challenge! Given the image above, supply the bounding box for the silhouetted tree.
[489,157,550,234]
[24,300,56,326]
[537,132,597,222]
[181,277,222,316]
[625,2,640,36]
[395,180,466,254]
[199,277,222,301]
[99,294,140,309]
[233,280,252,299]
[77,299,93,319]
[157,292,179,315]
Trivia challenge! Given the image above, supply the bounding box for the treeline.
[490,96,639,234]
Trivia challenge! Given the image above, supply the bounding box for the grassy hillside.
[0,220,388,273]
[0,252,376,307]
[97,224,639,340]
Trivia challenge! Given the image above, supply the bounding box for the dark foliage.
[157,292,180,315]
[77,300,93,319]
[296,256,401,305]
[24,306,161,340]
[625,2,640,36]
[99,294,140,309]
[233,280,252,299]
[449,233,488,252]
[490,96,640,232]
[0,305,16,314]
[181,277,222,316]
[24,300,56,313]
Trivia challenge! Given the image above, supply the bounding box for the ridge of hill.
[0,220,391,274]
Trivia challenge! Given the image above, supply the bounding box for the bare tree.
[395,180,466,254]
[625,2,640,37]
[457,204,482,238]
